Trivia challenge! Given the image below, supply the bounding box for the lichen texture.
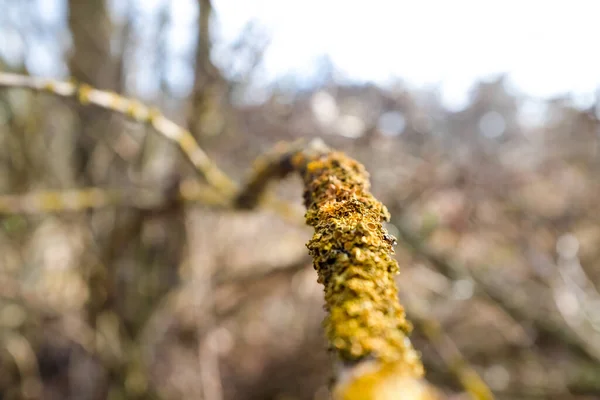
[236,141,434,399]
[292,151,423,369]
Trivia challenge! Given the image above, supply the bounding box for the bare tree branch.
[0,73,238,196]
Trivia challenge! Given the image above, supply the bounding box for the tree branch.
[0,72,237,196]
[0,178,228,215]
[235,139,437,400]
[393,220,600,365]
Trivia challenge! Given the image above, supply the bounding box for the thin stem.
[0,72,238,196]
[0,178,228,215]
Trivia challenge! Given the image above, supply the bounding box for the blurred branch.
[0,73,238,196]
[3,333,42,400]
[189,0,228,139]
[67,0,118,89]
[527,247,600,364]
[0,187,133,214]
[197,0,214,80]
[234,139,308,209]
[409,306,494,400]
[392,220,600,365]
[0,178,228,215]
[67,0,124,186]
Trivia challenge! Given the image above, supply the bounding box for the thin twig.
[393,220,600,365]
[0,178,228,215]
[409,306,494,400]
[0,72,238,196]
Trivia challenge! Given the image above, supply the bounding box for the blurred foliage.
[1,1,600,400]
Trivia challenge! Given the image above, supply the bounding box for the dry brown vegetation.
[1,1,600,399]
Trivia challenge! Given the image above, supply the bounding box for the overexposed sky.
[5,0,599,110]
[208,0,600,108]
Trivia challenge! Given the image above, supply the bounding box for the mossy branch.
[0,72,237,196]
[236,139,437,400]
[0,179,227,215]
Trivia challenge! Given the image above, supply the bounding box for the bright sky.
[3,0,599,110]
[208,0,600,109]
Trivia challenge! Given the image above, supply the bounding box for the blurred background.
[1,0,600,399]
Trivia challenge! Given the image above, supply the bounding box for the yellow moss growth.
[292,151,422,372]
[234,142,433,398]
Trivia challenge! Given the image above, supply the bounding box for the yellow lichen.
[234,142,429,398]
[293,151,421,371]
[178,132,200,156]
[77,83,92,104]
[39,192,64,211]
[42,82,55,93]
